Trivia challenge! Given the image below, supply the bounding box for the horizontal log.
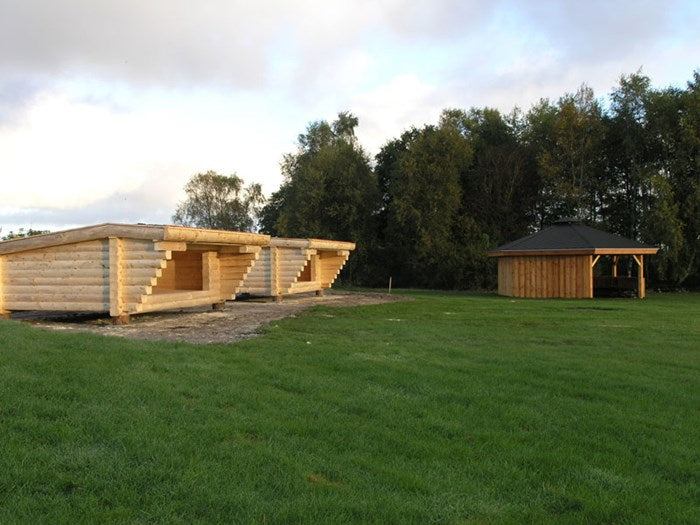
[3,284,107,295]
[220,271,247,279]
[1,276,108,286]
[279,261,307,268]
[5,268,109,278]
[163,225,269,246]
[8,251,108,262]
[188,244,260,254]
[123,275,158,286]
[0,224,166,256]
[124,268,162,278]
[121,259,167,269]
[143,290,215,306]
[289,281,322,293]
[5,260,108,270]
[242,279,271,286]
[5,291,108,302]
[121,251,167,260]
[240,286,270,294]
[139,293,219,313]
[4,301,109,311]
[218,261,254,269]
[121,239,158,250]
[154,241,187,252]
[19,241,107,254]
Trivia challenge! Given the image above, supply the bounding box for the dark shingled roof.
[492,218,657,253]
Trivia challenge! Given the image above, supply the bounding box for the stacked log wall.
[1,240,111,311]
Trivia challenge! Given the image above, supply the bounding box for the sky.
[1,0,698,234]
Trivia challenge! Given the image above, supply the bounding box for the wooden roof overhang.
[489,247,659,257]
[271,237,356,252]
[0,223,270,256]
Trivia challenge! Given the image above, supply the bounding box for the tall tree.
[173,171,264,232]
[603,72,655,239]
[525,86,605,225]
[442,107,537,245]
[260,112,379,283]
[377,123,482,288]
[643,72,700,285]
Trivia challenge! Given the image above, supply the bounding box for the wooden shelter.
[0,224,269,323]
[239,237,355,300]
[489,218,658,299]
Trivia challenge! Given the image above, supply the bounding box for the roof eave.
[489,247,659,257]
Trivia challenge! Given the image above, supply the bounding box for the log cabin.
[488,218,659,299]
[239,237,355,300]
[0,223,269,323]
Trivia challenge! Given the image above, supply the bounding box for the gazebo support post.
[632,255,645,298]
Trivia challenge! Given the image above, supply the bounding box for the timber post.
[271,246,282,302]
[108,237,128,323]
[633,255,646,299]
[311,253,323,296]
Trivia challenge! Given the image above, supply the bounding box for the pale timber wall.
[497,255,593,298]
[1,240,111,311]
[0,237,261,316]
[134,245,260,314]
[240,245,350,296]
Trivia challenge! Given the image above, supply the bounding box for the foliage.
[377,123,486,288]
[1,291,698,522]
[0,227,50,241]
[260,112,380,284]
[175,69,700,288]
[173,171,264,232]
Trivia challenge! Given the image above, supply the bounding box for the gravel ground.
[11,291,409,344]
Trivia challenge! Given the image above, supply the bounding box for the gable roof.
[489,218,658,256]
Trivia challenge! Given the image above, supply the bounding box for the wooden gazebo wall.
[496,253,648,299]
[498,255,594,298]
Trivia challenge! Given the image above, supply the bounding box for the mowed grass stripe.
[0,291,698,523]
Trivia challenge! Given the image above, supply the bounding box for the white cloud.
[352,74,442,155]
[0,1,698,232]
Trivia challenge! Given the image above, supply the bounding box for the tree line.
[8,70,695,289]
[241,71,697,289]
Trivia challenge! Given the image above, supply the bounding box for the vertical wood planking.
[108,237,123,316]
[585,255,593,298]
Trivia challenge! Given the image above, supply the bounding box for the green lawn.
[1,291,698,524]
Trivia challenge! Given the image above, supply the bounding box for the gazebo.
[488,218,659,299]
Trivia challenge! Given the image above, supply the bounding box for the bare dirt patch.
[12,291,409,345]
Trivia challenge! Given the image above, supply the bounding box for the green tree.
[260,112,379,283]
[603,72,656,239]
[643,72,700,285]
[525,86,605,225]
[442,107,537,246]
[378,123,478,288]
[173,171,264,232]
[1,227,50,241]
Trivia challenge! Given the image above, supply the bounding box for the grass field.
[0,291,698,523]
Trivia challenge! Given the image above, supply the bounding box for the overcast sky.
[1,0,698,233]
